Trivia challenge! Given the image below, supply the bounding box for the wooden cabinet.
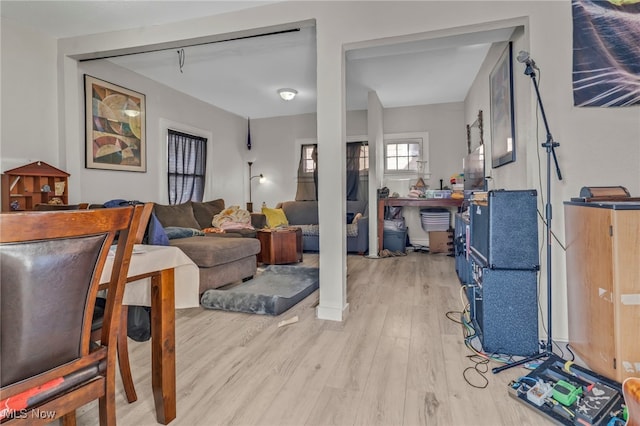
[564,201,640,382]
[1,162,70,212]
[257,228,303,265]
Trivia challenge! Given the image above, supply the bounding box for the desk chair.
[0,205,146,425]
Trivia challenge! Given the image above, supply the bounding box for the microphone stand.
[493,61,563,374]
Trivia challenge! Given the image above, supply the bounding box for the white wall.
[0,26,248,206]
[382,103,466,245]
[4,0,639,333]
[1,19,58,171]
[246,113,316,209]
[465,27,532,192]
[76,60,247,205]
[384,103,466,187]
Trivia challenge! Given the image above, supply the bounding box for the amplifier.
[470,189,539,270]
[473,267,539,356]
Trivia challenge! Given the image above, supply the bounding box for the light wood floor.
[76,252,553,426]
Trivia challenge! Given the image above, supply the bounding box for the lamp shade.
[278,88,298,101]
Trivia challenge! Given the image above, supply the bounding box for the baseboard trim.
[316,303,349,322]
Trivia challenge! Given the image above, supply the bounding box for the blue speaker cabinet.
[472,266,539,356]
[467,190,540,356]
[470,190,539,270]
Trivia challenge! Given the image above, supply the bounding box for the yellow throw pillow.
[262,207,289,228]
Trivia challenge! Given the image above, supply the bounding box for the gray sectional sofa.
[274,200,369,253]
[153,200,262,293]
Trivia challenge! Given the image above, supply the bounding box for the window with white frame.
[302,144,316,173]
[384,138,422,172]
[359,144,369,172]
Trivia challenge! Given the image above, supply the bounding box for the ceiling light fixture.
[278,88,298,101]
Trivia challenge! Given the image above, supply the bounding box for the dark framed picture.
[84,75,146,172]
[489,42,516,168]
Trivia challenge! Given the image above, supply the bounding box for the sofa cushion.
[276,200,366,226]
[298,224,319,236]
[153,202,201,229]
[192,199,225,229]
[147,212,170,246]
[277,201,318,225]
[262,207,289,228]
[170,236,260,268]
[296,223,358,237]
[346,223,359,237]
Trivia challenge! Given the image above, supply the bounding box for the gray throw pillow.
[191,199,225,229]
[153,202,201,229]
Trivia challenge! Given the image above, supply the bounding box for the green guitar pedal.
[552,380,582,406]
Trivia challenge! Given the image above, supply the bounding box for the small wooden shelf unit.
[1,161,70,212]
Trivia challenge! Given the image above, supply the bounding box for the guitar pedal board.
[508,354,629,425]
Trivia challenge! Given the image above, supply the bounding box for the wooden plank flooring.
[76,252,554,426]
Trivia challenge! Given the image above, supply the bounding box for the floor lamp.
[246,161,264,212]
[493,51,563,374]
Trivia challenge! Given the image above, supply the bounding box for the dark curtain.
[346,142,361,201]
[167,129,207,204]
[358,168,369,204]
[313,145,318,200]
[295,144,317,201]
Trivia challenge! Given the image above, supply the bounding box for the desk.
[101,245,199,424]
[377,197,463,254]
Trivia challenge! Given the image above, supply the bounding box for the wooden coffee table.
[257,227,303,265]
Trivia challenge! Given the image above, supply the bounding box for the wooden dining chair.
[33,203,89,211]
[0,205,147,425]
[91,202,154,404]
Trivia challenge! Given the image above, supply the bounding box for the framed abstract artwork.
[489,42,516,168]
[85,75,146,172]
[572,0,640,107]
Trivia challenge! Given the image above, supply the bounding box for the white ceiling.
[0,1,276,38]
[1,1,515,119]
[108,26,319,119]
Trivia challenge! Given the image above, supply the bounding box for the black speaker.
[473,268,539,356]
[470,189,539,270]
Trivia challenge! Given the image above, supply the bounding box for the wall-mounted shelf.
[1,161,70,212]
